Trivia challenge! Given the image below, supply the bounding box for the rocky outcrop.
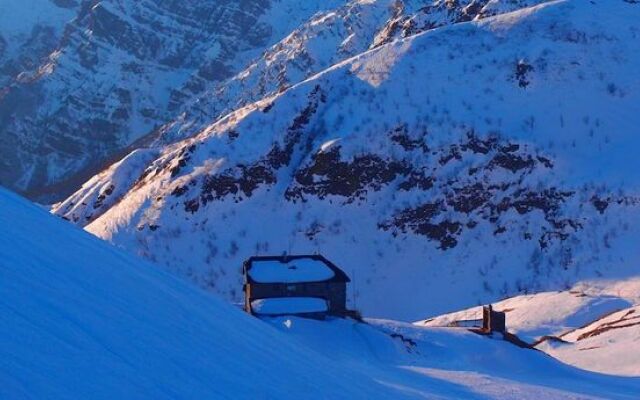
[372,0,552,47]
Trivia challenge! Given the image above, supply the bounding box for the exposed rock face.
[372,0,552,46]
[53,1,640,320]
[0,1,78,87]
[286,146,412,203]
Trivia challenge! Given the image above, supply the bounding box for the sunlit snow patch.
[248,258,335,283]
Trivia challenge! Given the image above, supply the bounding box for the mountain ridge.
[0,0,346,200]
[0,0,555,201]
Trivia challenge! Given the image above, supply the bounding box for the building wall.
[246,281,347,315]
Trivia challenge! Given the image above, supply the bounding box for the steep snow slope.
[58,0,640,321]
[418,280,640,376]
[0,186,407,399]
[0,0,344,200]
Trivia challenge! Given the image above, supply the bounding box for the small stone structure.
[481,305,506,333]
[475,305,530,348]
[443,305,506,332]
[243,254,351,318]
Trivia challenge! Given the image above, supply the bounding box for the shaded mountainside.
[0,0,345,201]
[55,0,640,320]
[0,0,78,87]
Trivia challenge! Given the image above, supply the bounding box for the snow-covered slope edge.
[60,0,640,321]
[0,186,403,399]
[418,279,640,376]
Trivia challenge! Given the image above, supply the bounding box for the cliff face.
[0,0,78,87]
[55,0,640,320]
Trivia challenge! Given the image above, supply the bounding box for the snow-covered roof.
[244,255,350,284]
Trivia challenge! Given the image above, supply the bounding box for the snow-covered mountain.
[3,186,639,398]
[54,0,640,321]
[1,0,553,202]
[0,0,348,201]
[0,0,77,87]
[157,0,555,145]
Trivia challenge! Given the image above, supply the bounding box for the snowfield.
[265,316,640,399]
[2,187,640,399]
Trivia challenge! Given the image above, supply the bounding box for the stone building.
[243,254,351,318]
